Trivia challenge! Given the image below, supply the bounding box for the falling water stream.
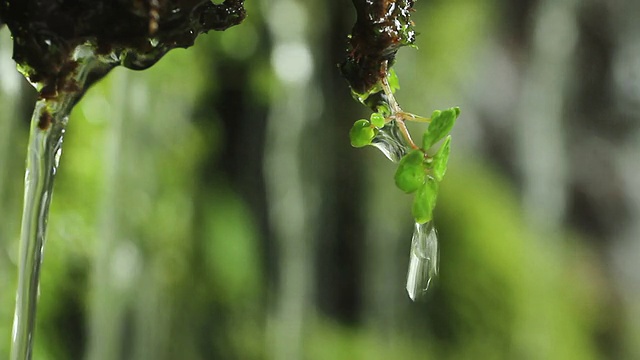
[1,1,247,357]
[10,44,116,360]
[5,2,431,357]
[11,100,67,360]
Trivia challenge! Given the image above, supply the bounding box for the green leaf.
[375,102,392,117]
[432,136,451,181]
[370,112,386,128]
[394,150,426,193]
[422,107,460,150]
[349,119,376,148]
[388,68,400,93]
[412,177,438,224]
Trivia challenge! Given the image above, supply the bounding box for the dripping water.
[371,120,409,163]
[370,120,439,302]
[405,221,439,301]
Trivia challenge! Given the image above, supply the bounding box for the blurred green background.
[1,0,638,359]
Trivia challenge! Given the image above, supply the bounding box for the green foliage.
[422,107,459,150]
[407,107,457,223]
[349,65,460,224]
[431,135,451,181]
[412,176,438,224]
[394,149,426,193]
[387,68,400,93]
[369,112,386,128]
[349,71,400,113]
[349,119,376,148]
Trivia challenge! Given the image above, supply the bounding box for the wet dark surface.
[340,0,416,95]
[0,0,245,98]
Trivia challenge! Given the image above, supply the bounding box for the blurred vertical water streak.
[0,27,20,209]
[0,26,24,357]
[0,27,22,232]
[363,160,405,333]
[514,2,579,357]
[263,0,321,358]
[87,69,130,360]
[609,0,640,357]
[88,67,181,360]
[516,0,579,232]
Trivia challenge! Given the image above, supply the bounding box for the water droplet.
[371,120,409,163]
[406,221,439,301]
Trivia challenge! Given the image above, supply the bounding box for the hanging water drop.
[371,120,409,163]
[406,221,439,301]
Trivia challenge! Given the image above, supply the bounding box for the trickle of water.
[406,221,439,301]
[11,101,68,360]
[10,44,115,360]
[371,120,409,163]
[1,2,246,356]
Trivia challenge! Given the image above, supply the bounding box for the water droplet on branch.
[371,120,409,163]
[406,221,439,302]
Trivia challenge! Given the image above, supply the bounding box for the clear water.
[10,101,68,360]
[10,44,118,360]
[370,119,440,301]
[371,120,409,163]
[405,222,439,301]
[7,30,213,357]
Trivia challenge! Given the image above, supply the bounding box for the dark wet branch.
[340,0,417,95]
[0,0,245,97]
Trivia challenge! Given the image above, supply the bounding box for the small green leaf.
[422,107,460,150]
[388,68,400,93]
[432,136,451,181]
[412,177,438,224]
[394,150,426,193]
[370,112,386,128]
[349,119,376,148]
[375,103,392,117]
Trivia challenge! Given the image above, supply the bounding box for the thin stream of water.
[10,44,116,360]
[10,101,67,360]
[3,4,244,356]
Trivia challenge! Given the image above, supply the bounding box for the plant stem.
[380,63,419,149]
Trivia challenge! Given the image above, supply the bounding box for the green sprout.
[394,149,426,193]
[348,66,460,224]
[370,112,386,128]
[431,135,451,182]
[422,108,459,150]
[349,119,376,148]
[412,176,438,224]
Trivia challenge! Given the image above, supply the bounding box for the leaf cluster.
[349,105,460,224]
